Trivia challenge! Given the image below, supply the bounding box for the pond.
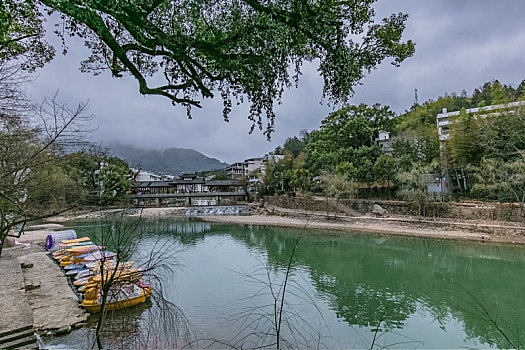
[43,217,525,349]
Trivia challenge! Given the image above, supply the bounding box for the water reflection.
[222,224,525,348]
[47,218,525,349]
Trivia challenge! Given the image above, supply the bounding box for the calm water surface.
[43,217,525,349]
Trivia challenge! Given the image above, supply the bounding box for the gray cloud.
[27,1,525,164]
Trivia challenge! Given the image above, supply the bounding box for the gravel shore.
[200,211,525,245]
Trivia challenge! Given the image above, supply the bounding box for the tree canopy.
[306,103,394,175]
[4,0,415,137]
[0,0,54,69]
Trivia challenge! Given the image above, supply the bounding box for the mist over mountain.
[109,144,228,175]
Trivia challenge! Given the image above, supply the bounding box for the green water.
[43,217,525,349]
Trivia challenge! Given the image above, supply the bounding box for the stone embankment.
[0,224,88,347]
[267,195,525,222]
[203,201,525,245]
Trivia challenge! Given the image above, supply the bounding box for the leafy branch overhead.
[33,0,413,138]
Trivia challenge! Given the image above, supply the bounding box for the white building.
[226,154,286,180]
[244,157,264,175]
[436,101,525,141]
[133,169,174,182]
[375,130,394,151]
[225,162,246,179]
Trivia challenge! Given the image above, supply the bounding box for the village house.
[133,169,174,182]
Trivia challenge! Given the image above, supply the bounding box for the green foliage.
[395,162,434,215]
[282,135,307,158]
[207,170,229,181]
[446,107,525,199]
[0,123,85,254]
[447,110,482,168]
[320,171,355,197]
[396,80,525,137]
[268,79,525,204]
[306,103,395,175]
[0,0,54,69]
[392,129,440,169]
[374,154,395,187]
[61,151,101,202]
[263,152,311,195]
[335,161,357,179]
[319,171,355,217]
[469,155,525,204]
[61,152,134,205]
[30,0,413,137]
[97,157,133,205]
[29,164,84,206]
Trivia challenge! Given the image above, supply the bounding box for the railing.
[185,205,251,216]
[131,191,246,198]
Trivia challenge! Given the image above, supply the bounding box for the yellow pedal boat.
[82,279,152,313]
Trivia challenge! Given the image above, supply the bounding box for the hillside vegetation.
[264,79,525,208]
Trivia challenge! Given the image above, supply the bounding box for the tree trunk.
[94,285,109,349]
[0,226,13,257]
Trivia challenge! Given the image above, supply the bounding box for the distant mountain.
[109,144,228,176]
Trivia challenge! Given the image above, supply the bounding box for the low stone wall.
[343,200,523,222]
[267,195,525,222]
[267,195,341,214]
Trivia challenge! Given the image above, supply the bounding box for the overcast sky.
[27,0,525,164]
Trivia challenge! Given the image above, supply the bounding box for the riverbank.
[50,205,525,245]
[200,207,525,245]
[0,224,88,344]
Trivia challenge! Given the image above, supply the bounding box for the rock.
[372,204,388,217]
[20,262,33,269]
[72,322,87,329]
[54,326,71,335]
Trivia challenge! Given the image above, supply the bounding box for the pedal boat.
[82,273,151,313]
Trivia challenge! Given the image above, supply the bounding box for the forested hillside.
[110,144,228,175]
[264,79,525,205]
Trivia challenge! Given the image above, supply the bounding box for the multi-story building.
[244,158,264,176]
[375,130,394,151]
[225,154,285,181]
[436,101,525,142]
[225,162,246,179]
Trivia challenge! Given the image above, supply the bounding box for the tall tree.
[306,103,394,174]
[29,0,413,137]
[97,156,134,205]
[319,171,355,218]
[0,93,92,255]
